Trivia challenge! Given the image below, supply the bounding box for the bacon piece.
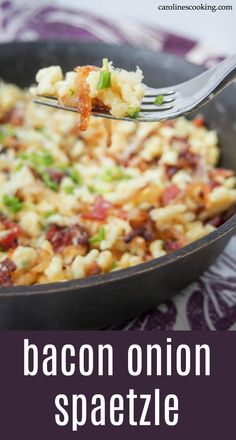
[86,261,101,277]
[0,258,16,287]
[113,208,128,220]
[164,164,179,180]
[0,213,21,232]
[170,136,189,150]
[45,169,65,185]
[210,168,234,179]
[164,240,182,252]
[0,214,20,250]
[82,196,111,221]
[209,180,220,190]
[195,203,205,216]
[129,210,149,229]
[193,116,205,127]
[0,229,18,251]
[124,219,156,243]
[47,224,89,252]
[163,120,175,127]
[162,227,184,252]
[178,148,200,169]
[162,184,180,206]
[3,106,24,126]
[208,215,223,228]
[92,98,110,114]
[74,66,97,131]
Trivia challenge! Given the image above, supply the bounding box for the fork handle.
[214,54,236,92]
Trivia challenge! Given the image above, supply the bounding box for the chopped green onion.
[41,172,58,192]
[69,89,75,96]
[43,211,55,218]
[102,58,109,70]
[0,124,16,143]
[128,107,140,119]
[154,95,164,105]
[96,70,111,90]
[101,166,131,182]
[96,58,111,90]
[69,168,82,185]
[40,151,54,166]
[21,260,29,269]
[14,162,24,172]
[3,194,23,213]
[64,185,74,195]
[19,150,54,167]
[35,127,51,140]
[89,226,106,244]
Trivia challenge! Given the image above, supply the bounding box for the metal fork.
[33,55,236,122]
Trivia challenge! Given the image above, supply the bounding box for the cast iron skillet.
[0,41,235,329]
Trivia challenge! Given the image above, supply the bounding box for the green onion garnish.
[0,125,16,143]
[21,260,30,269]
[154,95,164,105]
[35,127,51,140]
[64,185,74,195]
[89,226,106,244]
[43,211,55,218]
[69,168,82,185]
[96,58,111,90]
[19,150,54,167]
[41,172,58,192]
[128,107,140,119]
[69,89,75,96]
[101,166,131,182]
[3,194,23,213]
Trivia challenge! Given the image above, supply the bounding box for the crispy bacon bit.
[209,180,220,190]
[0,213,20,232]
[0,229,19,251]
[82,196,111,221]
[47,224,89,252]
[129,210,149,229]
[74,66,97,131]
[139,160,149,172]
[162,227,184,252]
[164,164,179,180]
[46,169,65,185]
[86,261,101,277]
[124,218,155,243]
[208,215,223,228]
[114,208,128,220]
[162,184,180,206]
[210,168,234,179]
[0,258,16,287]
[195,203,205,215]
[178,148,200,169]
[163,120,175,127]
[170,136,189,150]
[92,98,110,114]
[193,116,205,127]
[4,106,24,126]
[0,214,20,250]
[164,240,182,252]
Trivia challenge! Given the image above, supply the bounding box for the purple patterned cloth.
[1,0,235,330]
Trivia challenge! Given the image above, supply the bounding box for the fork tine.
[145,87,176,97]
[142,96,175,105]
[33,97,78,113]
[140,104,174,112]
